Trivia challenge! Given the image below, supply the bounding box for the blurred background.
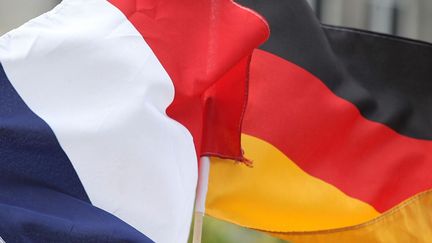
[0,0,59,35]
[0,0,430,242]
[306,0,432,42]
[1,0,432,42]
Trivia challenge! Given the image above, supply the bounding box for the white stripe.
[0,0,197,242]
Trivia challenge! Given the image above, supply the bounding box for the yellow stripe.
[206,134,379,232]
[271,190,432,242]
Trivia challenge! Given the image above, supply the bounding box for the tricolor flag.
[0,0,268,242]
[206,0,432,242]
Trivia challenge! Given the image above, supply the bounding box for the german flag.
[206,0,432,242]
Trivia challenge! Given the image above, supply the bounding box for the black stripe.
[238,0,432,140]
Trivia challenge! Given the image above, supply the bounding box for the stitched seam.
[236,55,252,162]
[201,152,244,162]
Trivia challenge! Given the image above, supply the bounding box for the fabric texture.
[110,0,269,160]
[0,0,268,242]
[206,0,432,242]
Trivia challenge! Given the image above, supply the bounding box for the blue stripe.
[0,63,153,242]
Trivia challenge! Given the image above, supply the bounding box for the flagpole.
[192,156,211,243]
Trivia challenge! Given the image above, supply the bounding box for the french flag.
[0,0,268,242]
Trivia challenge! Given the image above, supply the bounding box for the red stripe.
[244,49,432,212]
[109,0,269,160]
